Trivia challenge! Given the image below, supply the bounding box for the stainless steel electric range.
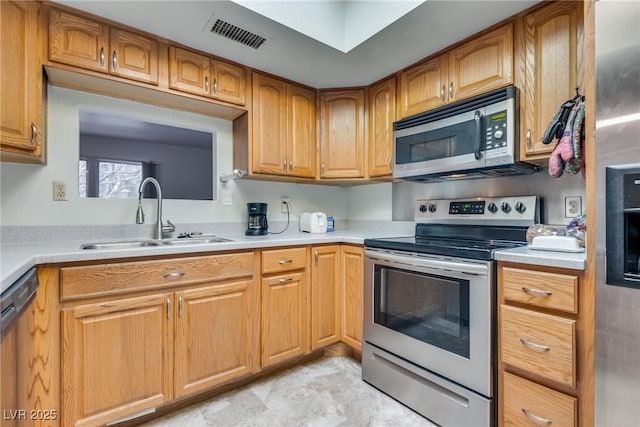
[362,196,539,427]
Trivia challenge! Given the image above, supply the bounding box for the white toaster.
[300,212,327,233]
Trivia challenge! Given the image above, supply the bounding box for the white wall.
[0,86,350,226]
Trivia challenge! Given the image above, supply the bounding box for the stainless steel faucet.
[135,177,175,239]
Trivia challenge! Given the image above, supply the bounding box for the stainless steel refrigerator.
[595,0,640,425]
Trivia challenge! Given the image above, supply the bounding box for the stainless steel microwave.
[393,86,538,181]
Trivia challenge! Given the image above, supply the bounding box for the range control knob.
[428,204,437,213]
[487,202,498,213]
[501,202,512,213]
[419,204,428,213]
[514,202,526,214]
[494,129,504,139]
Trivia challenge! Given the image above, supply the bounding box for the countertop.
[1,225,587,294]
[494,245,586,270]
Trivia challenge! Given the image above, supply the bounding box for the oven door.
[393,108,486,178]
[364,248,494,397]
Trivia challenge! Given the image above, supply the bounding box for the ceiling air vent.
[210,19,267,49]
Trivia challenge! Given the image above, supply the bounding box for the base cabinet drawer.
[500,304,576,387]
[503,371,576,427]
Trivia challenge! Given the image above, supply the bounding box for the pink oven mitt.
[548,102,581,178]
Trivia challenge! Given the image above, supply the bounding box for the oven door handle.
[365,250,488,276]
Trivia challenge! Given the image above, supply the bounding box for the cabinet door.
[368,77,396,177]
[62,293,173,427]
[319,89,366,178]
[174,279,258,398]
[48,9,108,73]
[341,245,364,351]
[261,271,309,367]
[0,1,44,162]
[519,2,583,160]
[109,27,158,85]
[287,84,317,178]
[311,246,341,349]
[398,56,448,118]
[448,23,514,102]
[168,46,211,97]
[252,73,288,175]
[211,59,246,105]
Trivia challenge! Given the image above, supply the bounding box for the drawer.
[262,247,308,274]
[500,304,576,387]
[502,267,578,314]
[503,371,577,427]
[60,252,255,300]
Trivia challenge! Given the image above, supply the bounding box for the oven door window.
[373,265,470,358]
[395,118,478,164]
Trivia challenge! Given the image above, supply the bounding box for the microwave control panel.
[485,110,508,160]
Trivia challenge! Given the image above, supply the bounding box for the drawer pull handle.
[279,277,293,283]
[522,408,552,425]
[522,287,552,297]
[520,338,550,353]
[278,259,293,265]
[178,296,183,317]
[166,298,171,319]
[163,271,185,280]
[30,123,38,145]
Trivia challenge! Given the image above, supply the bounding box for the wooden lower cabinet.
[62,293,174,427]
[174,279,258,398]
[311,245,341,350]
[261,270,310,367]
[498,262,590,427]
[340,245,364,351]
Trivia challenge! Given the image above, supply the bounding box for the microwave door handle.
[474,110,484,160]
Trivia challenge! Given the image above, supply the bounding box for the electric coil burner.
[362,196,540,427]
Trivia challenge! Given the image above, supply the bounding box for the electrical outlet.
[53,181,66,201]
[281,197,291,213]
[565,196,582,218]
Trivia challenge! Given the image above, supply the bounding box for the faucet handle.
[162,220,176,237]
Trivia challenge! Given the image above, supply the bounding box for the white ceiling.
[54,0,539,89]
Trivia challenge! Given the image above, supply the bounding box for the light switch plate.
[221,188,232,206]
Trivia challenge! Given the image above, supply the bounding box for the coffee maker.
[246,203,268,236]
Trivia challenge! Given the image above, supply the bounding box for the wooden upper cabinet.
[448,23,513,102]
[169,46,210,97]
[319,89,366,179]
[518,1,583,161]
[49,9,158,85]
[368,77,396,177]
[1,1,45,163]
[398,23,513,119]
[109,27,158,84]
[399,56,448,118]
[211,59,246,105]
[252,73,288,175]
[168,46,246,105]
[287,84,317,178]
[251,72,316,178]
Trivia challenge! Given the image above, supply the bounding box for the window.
[79,158,144,199]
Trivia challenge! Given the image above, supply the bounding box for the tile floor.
[140,356,436,427]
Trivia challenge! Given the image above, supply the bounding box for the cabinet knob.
[289,160,293,170]
[283,160,287,171]
[166,297,171,319]
[178,296,183,317]
[440,84,445,101]
[99,47,105,67]
[213,78,218,93]
[449,82,454,99]
[526,128,532,149]
[112,51,117,69]
[314,251,319,265]
[205,76,209,93]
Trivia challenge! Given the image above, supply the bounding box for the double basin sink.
[81,236,232,250]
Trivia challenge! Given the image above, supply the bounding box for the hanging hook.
[574,87,585,102]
